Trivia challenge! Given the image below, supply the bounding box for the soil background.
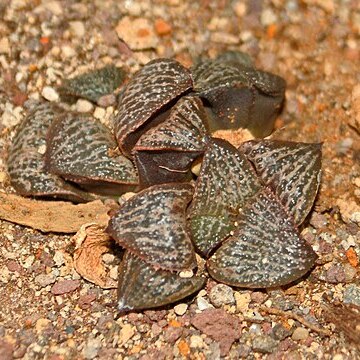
[0,0,359,359]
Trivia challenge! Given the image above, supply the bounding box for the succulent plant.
[7,51,322,312]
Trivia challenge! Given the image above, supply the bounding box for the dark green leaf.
[134,96,209,187]
[207,188,318,288]
[189,139,261,257]
[107,183,196,271]
[45,112,138,194]
[7,102,93,202]
[58,65,126,103]
[114,58,193,155]
[239,140,322,225]
[192,52,286,137]
[117,252,205,313]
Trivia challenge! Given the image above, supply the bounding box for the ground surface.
[0,0,360,359]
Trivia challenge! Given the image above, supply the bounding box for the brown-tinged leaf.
[117,252,205,313]
[58,64,127,103]
[73,224,117,289]
[239,140,322,225]
[114,58,193,155]
[188,138,261,257]
[0,193,110,233]
[134,96,209,186]
[45,112,138,195]
[192,52,285,137]
[7,102,92,202]
[207,188,317,288]
[107,183,196,271]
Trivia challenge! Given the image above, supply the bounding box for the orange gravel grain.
[178,339,190,357]
[346,247,359,268]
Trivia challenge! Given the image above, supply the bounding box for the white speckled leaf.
[239,140,322,225]
[7,102,92,202]
[114,58,193,154]
[46,112,138,191]
[207,188,318,288]
[188,138,261,257]
[107,183,196,271]
[117,252,206,313]
[135,96,209,152]
[134,96,209,186]
[58,65,126,103]
[192,52,286,137]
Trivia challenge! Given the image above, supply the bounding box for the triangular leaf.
[134,96,209,187]
[107,183,196,271]
[58,65,126,103]
[207,188,318,288]
[239,140,322,225]
[114,58,193,155]
[135,96,209,152]
[117,252,206,313]
[45,112,138,195]
[188,138,261,257]
[192,52,286,137]
[7,102,93,202]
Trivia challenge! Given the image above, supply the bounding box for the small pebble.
[35,274,56,288]
[196,296,214,311]
[309,213,328,229]
[261,8,278,26]
[51,279,80,295]
[234,292,251,313]
[116,17,158,50]
[93,107,106,120]
[62,45,76,58]
[97,94,116,107]
[118,324,135,345]
[0,37,10,54]
[83,338,101,360]
[344,284,360,306]
[190,335,205,349]
[69,21,85,37]
[252,335,278,354]
[208,284,235,307]
[35,318,51,334]
[76,99,94,113]
[291,327,309,341]
[41,86,59,102]
[174,303,188,316]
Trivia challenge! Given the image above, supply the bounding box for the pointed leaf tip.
[45,112,138,193]
[117,252,205,313]
[240,140,322,225]
[107,183,197,271]
[114,58,193,155]
[189,138,261,256]
[207,188,318,288]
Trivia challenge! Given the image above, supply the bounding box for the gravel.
[1,0,359,358]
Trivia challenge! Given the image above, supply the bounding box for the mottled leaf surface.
[135,96,209,152]
[107,183,196,271]
[240,140,322,225]
[7,102,92,202]
[58,65,126,103]
[117,252,206,313]
[46,112,138,192]
[114,58,193,154]
[192,52,286,137]
[134,96,209,186]
[207,188,317,288]
[189,139,261,257]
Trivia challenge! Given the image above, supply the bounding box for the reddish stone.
[191,309,241,356]
[51,280,80,295]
